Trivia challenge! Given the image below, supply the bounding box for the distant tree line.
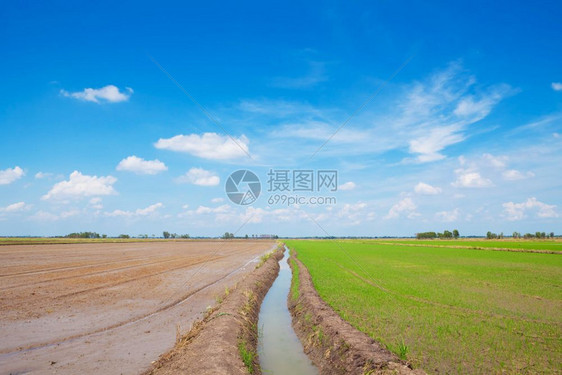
[66,232,106,239]
[416,229,459,239]
[162,231,190,239]
[498,231,554,239]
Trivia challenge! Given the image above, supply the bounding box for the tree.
[416,232,437,239]
[443,230,453,239]
[180,234,190,239]
[550,232,555,238]
[163,231,170,239]
[222,232,234,239]
[486,231,498,239]
[453,229,459,239]
[118,234,130,239]
[512,231,520,239]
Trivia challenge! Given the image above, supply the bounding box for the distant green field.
[286,240,562,374]
[375,239,562,252]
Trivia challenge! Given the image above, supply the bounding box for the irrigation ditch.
[146,243,425,374]
[288,247,425,375]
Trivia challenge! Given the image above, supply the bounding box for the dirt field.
[0,240,275,374]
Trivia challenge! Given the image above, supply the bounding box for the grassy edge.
[289,248,300,302]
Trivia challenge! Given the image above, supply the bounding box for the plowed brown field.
[0,240,275,374]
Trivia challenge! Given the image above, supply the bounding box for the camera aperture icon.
[225,170,261,205]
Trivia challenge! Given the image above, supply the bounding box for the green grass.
[289,248,300,301]
[238,339,256,374]
[286,239,562,374]
[374,238,562,252]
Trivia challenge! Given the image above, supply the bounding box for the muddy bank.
[288,250,425,375]
[146,247,284,375]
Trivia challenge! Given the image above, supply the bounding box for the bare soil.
[288,252,425,375]
[0,240,275,375]
[146,248,284,375]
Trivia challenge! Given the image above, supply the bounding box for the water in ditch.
[258,249,318,375]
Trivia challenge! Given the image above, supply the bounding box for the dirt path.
[0,240,275,374]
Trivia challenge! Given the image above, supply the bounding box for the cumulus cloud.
[502,169,534,181]
[154,132,250,160]
[29,210,61,222]
[552,82,562,91]
[452,169,493,188]
[42,171,117,200]
[0,166,24,185]
[435,208,460,222]
[211,197,224,203]
[502,197,558,221]
[338,181,356,191]
[35,172,53,179]
[104,203,163,217]
[385,197,419,219]
[0,202,31,213]
[176,168,220,186]
[116,156,168,175]
[482,153,507,168]
[60,85,133,103]
[414,182,442,195]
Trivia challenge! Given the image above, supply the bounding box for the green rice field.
[286,239,562,374]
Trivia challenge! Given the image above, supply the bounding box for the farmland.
[375,238,562,252]
[0,239,274,374]
[286,239,562,374]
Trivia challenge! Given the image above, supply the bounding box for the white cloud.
[60,210,80,219]
[338,182,356,191]
[552,82,562,91]
[0,166,24,185]
[385,197,419,219]
[29,210,60,221]
[414,182,442,195]
[28,209,79,221]
[42,171,117,200]
[336,202,368,225]
[452,169,493,188]
[60,85,133,103]
[482,153,507,168]
[435,208,460,222]
[176,168,220,186]
[408,126,465,162]
[211,197,224,203]
[116,156,168,175]
[0,202,30,213]
[89,197,103,210]
[400,64,512,163]
[35,172,53,179]
[502,169,534,181]
[155,132,250,160]
[105,203,163,217]
[502,197,558,221]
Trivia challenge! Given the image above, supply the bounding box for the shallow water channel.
[258,249,318,375]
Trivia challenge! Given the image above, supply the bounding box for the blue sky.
[1,0,561,237]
